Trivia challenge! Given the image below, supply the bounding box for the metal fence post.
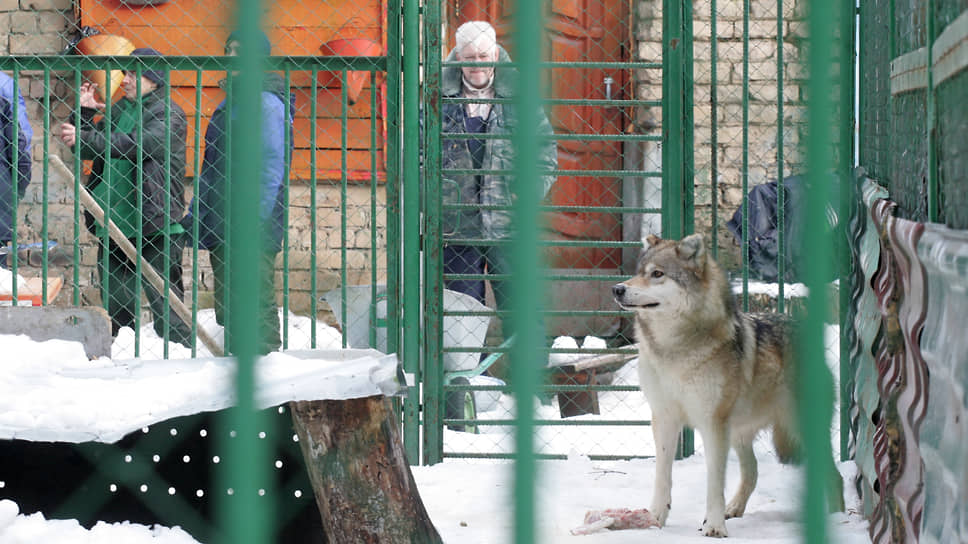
[217,0,273,540]
[802,0,838,540]
[511,1,542,541]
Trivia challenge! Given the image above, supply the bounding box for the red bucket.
[318,38,383,105]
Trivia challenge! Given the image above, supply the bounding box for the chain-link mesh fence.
[1,1,390,540]
[423,0,850,468]
[858,0,968,229]
[2,0,389,360]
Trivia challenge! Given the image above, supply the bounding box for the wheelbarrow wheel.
[445,377,477,434]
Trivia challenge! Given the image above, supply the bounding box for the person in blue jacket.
[0,71,33,262]
[190,30,293,354]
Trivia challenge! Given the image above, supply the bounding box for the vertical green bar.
[73,70,82,305]
[135,68,144,358]
[384,0,411,455]
[191,70,203,357]
[741,0,750,310]
[925,0,937,223]
[218,0,272,541]
[42,69,51,299]
[369,72,379,346]
[404,0,424,463]
[385,0,401,366]
[776,0,785,312]
[421,0,443,465]
[802,0,836,540]
[682,0,695,236]
[10,68,19,299]
[102,69,112,334]
[710,0,719,258]
[310,69,319,349]
[340,71,349,347]
[162,72,173,356]
[512,1,542,541]
[838,0,856,462]
[282,70,292,349]
[662,0,695,458]
[662,0,683,239]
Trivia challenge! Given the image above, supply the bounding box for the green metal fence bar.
[1,56,385,72]
[102,69,113,345]
[41,69,50,301]
[444,97,661,107]
[281,71,292,350]
[802,0,837,540]
[663,0,683,240]
[926,0,938,223]
[9,68,19,299]
[710,0,720,258]
[444,168,662,177]
[340,71,349,349]
[838,0,856,463]
[683,0,695,238]
[741,0,751,311]
[384,0,410,456]
[442,132,661,142]
[407,0,429,464]
[421,0,444,465]
[135,68,145,357]
[369,73,380,352]
[72,69,82,306]
[190,70,203,358]
[441,60,663,70]
[162,71,173,356]
[511,1,542,541]
[310,68,319,349]
[217,1,273,541]
[776,0,786,313]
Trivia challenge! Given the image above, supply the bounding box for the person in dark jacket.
[58,47,192,347]
[439,21,558,323]
[189,30,293,354]
[0,71,34,261]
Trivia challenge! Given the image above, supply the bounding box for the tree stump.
[290,396,442,544]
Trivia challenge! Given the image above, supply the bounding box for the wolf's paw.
[650,503,670,527]
[724,500,746,519]
[701,518,728,538]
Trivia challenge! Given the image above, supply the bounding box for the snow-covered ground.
[0,299,870,543]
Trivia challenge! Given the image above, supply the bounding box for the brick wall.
[632,0,809,268]
[2,2,386,319]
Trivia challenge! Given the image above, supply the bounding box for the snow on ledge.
[0,335,402,444]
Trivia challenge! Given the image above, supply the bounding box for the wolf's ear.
[643,234,662,248]
[676,233,705,262]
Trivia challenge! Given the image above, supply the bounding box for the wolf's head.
[611,233,713,316]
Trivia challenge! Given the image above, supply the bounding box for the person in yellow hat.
[58,47,192,347]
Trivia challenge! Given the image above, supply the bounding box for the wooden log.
[290,397,442,544]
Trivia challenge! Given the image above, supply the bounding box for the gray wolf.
[611,233,844,537]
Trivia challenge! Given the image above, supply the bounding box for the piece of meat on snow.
[569,508,661,535]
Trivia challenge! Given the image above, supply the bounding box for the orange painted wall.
[77,0,386,181]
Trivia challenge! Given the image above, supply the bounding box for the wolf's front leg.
[700,425,729,537]
[649,411,680,527]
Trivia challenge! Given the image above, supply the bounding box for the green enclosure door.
[448,0,630,336]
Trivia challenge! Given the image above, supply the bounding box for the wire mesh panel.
[420,0,844,468]
[422,1,662,464]
[0,0,395,541]
[0,1,391,360]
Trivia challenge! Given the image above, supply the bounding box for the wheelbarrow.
[322,285,497,432]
